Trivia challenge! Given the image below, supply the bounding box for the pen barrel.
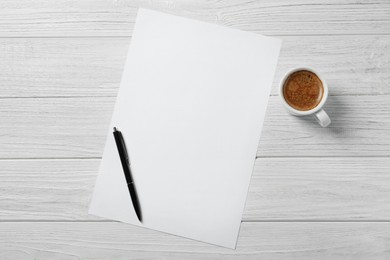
[113,130,133,184]
[128,182,142,222]
[113,128,141,222]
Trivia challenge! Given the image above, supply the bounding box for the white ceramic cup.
[279,67,331,127]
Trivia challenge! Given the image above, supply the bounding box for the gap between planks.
[2,220,390,222]
[1,94,390,99]
[1,156,390,160]
[1,33,390,39]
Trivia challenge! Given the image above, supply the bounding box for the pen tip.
[113,127,117,131]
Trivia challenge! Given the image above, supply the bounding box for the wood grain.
[0,97,115,159]
[274,35,390,96]
[258,95,390,157]
[1,95,388,158]
[0,0,389,37]
[247,158,390,220]
[0,159,101,220]
[1,158,389,221]
[1,222,390,259]
[0,38,128,97]
[0,36,388,97]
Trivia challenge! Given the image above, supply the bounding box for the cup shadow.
[294,94,347,134]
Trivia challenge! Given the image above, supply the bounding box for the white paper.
[89,8,281,249]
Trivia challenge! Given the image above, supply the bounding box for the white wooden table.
[1,1,389,259]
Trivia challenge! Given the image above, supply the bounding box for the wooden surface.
[1,0,389,259]
[1,158,390,221]
[2,222,390,259]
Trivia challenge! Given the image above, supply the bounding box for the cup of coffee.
[279,67,331,127]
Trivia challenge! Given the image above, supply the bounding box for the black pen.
[113,127,142,222]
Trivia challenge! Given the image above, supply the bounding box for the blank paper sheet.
[89,8,281,249]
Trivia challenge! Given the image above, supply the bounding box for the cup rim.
[279,66,328,116]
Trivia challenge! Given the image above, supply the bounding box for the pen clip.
[114,127,130,164]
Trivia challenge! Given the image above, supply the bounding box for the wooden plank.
[246,158,390,220]
[1,36,388,98]
[1,158,389,221]
[0,97,115,159]
[0,95,388,159]
[0,159,101,220]
[1,222,390,259]
[0,0,389,37]
[258,95,390,157]
[274,35,390,96]
[0,38,128,97]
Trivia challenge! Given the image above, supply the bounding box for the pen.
[113,127,142,222]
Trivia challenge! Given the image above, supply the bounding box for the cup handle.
[314,109,331,127]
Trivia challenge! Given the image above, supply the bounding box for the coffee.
[282,70,324,111]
